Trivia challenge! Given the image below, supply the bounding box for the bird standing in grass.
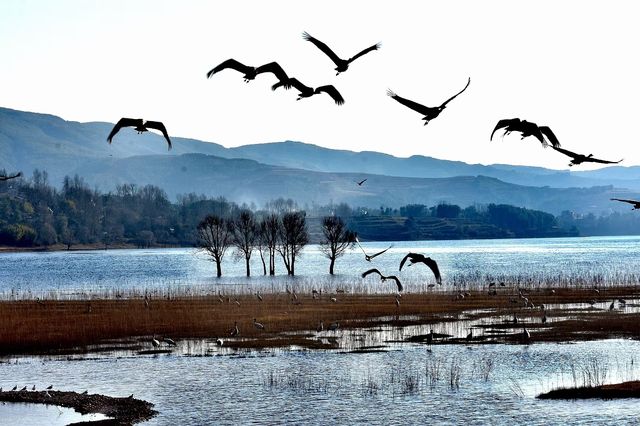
[254,318,265,330]
[230,321,240,337]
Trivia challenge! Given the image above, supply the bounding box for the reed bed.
[1,285,640,355]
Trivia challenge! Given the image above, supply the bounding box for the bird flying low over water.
[387,78,470,126]
[0,171,22,181]
[551,146,622,167]
[356,178,367,186]
[361,268,403,292]
[107,118,172,149]
[399,253,442,285]
[355,236,393,261]
[272,77,344,105]
[490,118,561,148]
[206,59,292,87]
[611,198,640,209]
[302,31,380,75]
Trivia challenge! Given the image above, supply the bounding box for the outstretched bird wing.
[107,118,143,143]
[206,59,252,79]
[361,268,383,279]
[368,245,393,260]
[387,276,403,292]
[387,90,430,115]
[144,121,172,150]
[256,61,290,84]
[348,43,381,63]
[399,253,417,271]
[287,77,313,93]
[357,178,367,185]
[538,126,561,148]
[587,156,623,165]
[316,85,345,105]
[423,257,442,285]
[302,31,342,66]
[439,77,471,108]
[355,236,369,257]
[0,171,22,181]
[490,118,521,140]
[611,198,640,205]
[551,146,579,159]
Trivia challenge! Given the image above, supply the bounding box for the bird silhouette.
[107,118,172,149]
[0,171,22,181]
[151,337,160,348]
[611,198,640,209]
[356,178,367,186]
[253,318,265,330]
[163,337,177,347]
[302,31,380,75]
[272,77,344,105]
[361,268,404,292]
[355,236,392,261]
[490,118,561,148]
[399,253,442,285]
[387,77,470,125]
[552,146,622,167]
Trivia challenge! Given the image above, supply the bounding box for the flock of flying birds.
[1,31,638,293]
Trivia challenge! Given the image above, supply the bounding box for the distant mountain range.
[1,106,639,214]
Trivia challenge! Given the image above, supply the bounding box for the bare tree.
[261,213,280,275]
[277,211,309,276]
[320,216,356,275]
[232,209,257,277]
[197,214,234,277]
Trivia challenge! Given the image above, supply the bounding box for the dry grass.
[1,285,640,355]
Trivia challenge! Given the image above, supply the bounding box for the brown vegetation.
[1,285,639,355]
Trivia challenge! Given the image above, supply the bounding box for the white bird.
[151,337,160,348]
[317,321,324,332]
[216,338,224,346]
[254,318,265,330]
[256,293,263,302]
[330,297,337,303]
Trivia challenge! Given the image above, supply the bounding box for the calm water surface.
[1,236,640,296]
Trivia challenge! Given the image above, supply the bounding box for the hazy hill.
[1,106,640,214]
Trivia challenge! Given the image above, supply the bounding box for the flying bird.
[272,77,344,105]
[361,268,403,292]
[387,77,470,126]
[355,236,392,261]
[0,171,22,181]
[356,178,367,186]
[610,198,640,209]
[490,118,561,148]
[552,146,622,167]
[206,59,293,87]
[302,31,380,75]
[107,118,172,149]
[399,253,442,285]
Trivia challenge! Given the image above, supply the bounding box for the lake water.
[1,235,639,297]
[2,236,640,424]
[1,340,639,425]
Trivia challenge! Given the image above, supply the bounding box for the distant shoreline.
[0,243,188,253]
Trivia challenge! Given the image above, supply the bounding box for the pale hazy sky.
[2,1,639,169]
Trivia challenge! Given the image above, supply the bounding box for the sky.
[1,0,639,170]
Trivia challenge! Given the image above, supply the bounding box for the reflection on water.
[2,340,640,424]
[0,402,110,425]
[2,236,640,297]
